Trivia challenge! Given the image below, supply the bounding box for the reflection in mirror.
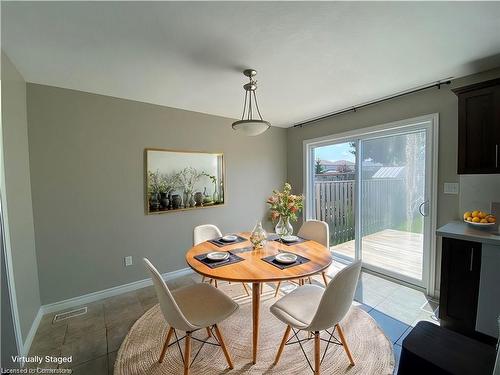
[145,149,225,214]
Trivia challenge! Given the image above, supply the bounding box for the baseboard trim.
[41,267,194,314]
[21,267,193,358]
[21,307,43,357]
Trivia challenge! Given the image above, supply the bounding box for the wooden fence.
[314,179,406,245]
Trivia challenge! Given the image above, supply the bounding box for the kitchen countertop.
[437,221,500,246]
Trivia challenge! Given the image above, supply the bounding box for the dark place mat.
[208,235,248,247]
[229,246,254,254]
[261,253,311,270]
[267,234,307,246]
[194,252,244,269]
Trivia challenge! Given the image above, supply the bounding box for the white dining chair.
[144,258,238,375]
[271,260,362,374]
[274,220,330,297]
[193,224,250,296]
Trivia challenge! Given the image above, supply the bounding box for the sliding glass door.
[306,116,436,288]
[311,142,357,261]
[360,130,427,283]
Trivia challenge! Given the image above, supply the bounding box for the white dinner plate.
[464,220,496,227]
[275,252,298,264]
[221,235,238,242]
[281,235,299,243]
[207,252,230,261]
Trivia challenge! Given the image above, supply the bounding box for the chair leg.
[201,276,206,283]
[336,324,355,366]
[321,272,328,287]
[159,327,174,363]
[242,282,250,296]
[274,325,291,366]
[184,332,191,375]
[206,327,211,337]
[314,331,321,374]
[213,324,234,369]
[308,277,312,284]
[274,281,282,297]
[214,279,218,288]
[209,278,213,285]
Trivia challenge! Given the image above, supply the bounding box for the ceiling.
[3,2,500,127]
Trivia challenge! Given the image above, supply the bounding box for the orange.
[472,217,481,223]
[478,211,487,219]
[487,216,496,223]
[463,212,472,220]
[471,210,480,218]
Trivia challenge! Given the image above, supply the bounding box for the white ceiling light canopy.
[232,69,271,136]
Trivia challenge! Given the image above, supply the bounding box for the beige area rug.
[114,282,394,374]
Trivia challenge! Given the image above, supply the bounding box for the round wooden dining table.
[185,232,332,364]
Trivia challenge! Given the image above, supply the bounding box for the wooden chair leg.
[274,325,291,366]
[274,281,282,297]
[201,276,206,283]
[214,279,218,288]
[308,277,312,284]
[336,324,355,366]
[159,327,174,363]
[314,331,321,374]
[206,327,211,337]
[242,282,250,296]
[209,278,213,285]
[321,272,328,287]
[184,332,191,375]
[213,324,234,369]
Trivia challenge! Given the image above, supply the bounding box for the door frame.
[303,113,439,296]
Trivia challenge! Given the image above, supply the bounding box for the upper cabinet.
[453,78,500,174]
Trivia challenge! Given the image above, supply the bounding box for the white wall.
[26,83,287,304]
[459,174,500,215]
[1,51,41,343]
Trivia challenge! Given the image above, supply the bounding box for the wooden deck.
[331,229,423,280]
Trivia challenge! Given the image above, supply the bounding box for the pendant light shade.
[232,69,271,136]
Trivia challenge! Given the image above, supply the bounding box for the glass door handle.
[419,201,429,217]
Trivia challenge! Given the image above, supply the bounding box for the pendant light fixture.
[232,69,271,136]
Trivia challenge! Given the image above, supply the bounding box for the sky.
[314,142,356,162]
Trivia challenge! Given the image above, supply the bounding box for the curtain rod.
[292,77,453,128]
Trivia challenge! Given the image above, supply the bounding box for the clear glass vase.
[250,221,267,249]
[275,216,293,238]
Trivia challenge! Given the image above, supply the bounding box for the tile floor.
[27,262,439,374]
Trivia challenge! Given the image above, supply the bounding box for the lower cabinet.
[439,237,482,336]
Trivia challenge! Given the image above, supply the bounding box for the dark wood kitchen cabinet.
[439,237,482,337]
[453,78,500,174]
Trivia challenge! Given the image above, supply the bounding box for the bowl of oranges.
[463,210,496,227]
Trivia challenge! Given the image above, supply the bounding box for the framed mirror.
[145,148,225,214]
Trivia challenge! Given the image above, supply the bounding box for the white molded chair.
[144,258,238,375]
[271,260,362,374]
[193,224,250,296]
[275,220,330,297]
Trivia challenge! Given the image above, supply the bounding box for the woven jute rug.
[114,282,394,374]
